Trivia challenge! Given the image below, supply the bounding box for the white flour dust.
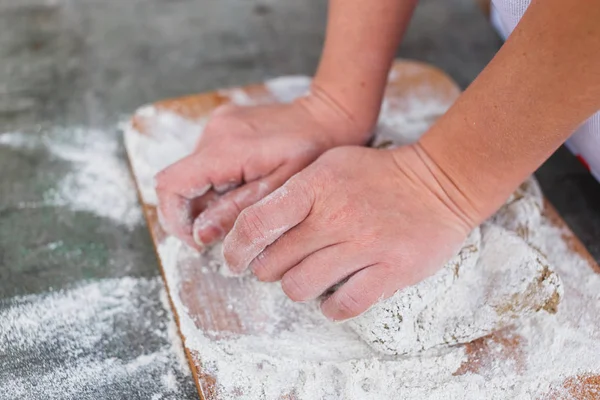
[0,128,142,229]
[157,219,600,399]
[124,75,451,207]
[124,76,600,399]
[0,277,190,400]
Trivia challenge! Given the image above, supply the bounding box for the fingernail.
[214,181,239,194]
[221,232,242,272]
[220,244,241,276]
[323,312,338,322]
[320,301,339,322]
[192,227,206,248]
[249,251,265,274]
[183,183,212,199]
[193,213,225,247]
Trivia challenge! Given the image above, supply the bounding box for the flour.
[347,227,483,355]
[375,97,452,146]
[0,128,142,229]
[125,76,600,399]
[492,178,544,242]
[123,107,203,205]
[264,76,312,103]
[157,218,600,399]
[0,277,191,400]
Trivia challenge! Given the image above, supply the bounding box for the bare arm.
[222,0,600,320]
[309,0,419,141]
[419,0,600,225]
[155,0,418,248]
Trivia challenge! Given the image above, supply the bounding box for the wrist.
[391,142,487,232]
[416,124,516,226]
[295,84,377,148]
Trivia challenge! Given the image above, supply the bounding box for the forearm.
[418,0,600,224]
[311,0,418,137]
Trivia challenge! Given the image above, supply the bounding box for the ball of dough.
[493,177,544,242]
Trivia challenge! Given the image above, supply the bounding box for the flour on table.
[0,277,190,400]
[492,177,544,242]
[125,75,600,399]
[0,127,142,229]
[155,217,600,399]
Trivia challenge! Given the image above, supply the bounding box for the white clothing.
[491,0,600,181]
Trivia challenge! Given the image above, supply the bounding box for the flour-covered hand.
[154,92,370,250]
[223,145,481,320]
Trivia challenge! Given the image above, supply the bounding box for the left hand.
[223,145,480,320]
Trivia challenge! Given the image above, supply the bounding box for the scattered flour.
[0,128,142,229]
[124,75,600,399]
[156,219,600,399]
[123,107,202,205]
[264,76,312,103]
[0,277,191,400]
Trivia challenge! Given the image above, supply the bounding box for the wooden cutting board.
[124,60,600,399]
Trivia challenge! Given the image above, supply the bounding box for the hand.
[222,145,480,320]
[154,91,370,250]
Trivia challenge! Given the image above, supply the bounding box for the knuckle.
[286,173,316,209]
[237,208,267,241]
[335,290,363,318]
[281,273,307,302]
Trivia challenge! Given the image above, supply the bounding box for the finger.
[192,165,295,247]
[157,190,219,250]
[154,148,244,244]
[155,150,242,200]
[222,174,314,274]
[247,217,331,282]
[213,181,240,194]
[280,242,369,302]
[156,193,199,250]
[321,263,400,321]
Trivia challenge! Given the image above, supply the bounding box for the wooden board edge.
[543,199,600,274]
[121,146,209,400]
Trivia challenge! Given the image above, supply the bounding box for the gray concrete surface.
[0,0,598,399]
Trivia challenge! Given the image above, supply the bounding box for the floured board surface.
[124,60,600,399]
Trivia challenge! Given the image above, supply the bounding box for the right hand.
[154,92,371,250]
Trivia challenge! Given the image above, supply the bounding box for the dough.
[492,177,544,242]
[348,177,563,356]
